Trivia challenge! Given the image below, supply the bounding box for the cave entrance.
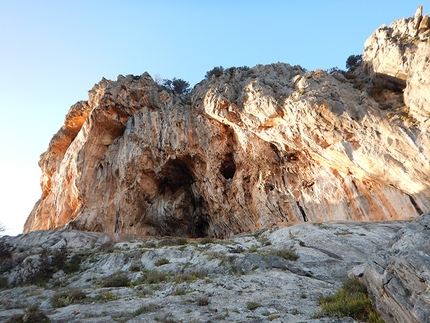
[158,159,194,195]
[220,153,236,180]
[193,214,210,238]
[156,158,211,238]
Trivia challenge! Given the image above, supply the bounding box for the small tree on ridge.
[162,77,191,95]
[346,54,362,71]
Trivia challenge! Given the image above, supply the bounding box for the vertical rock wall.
[24,60,430,237]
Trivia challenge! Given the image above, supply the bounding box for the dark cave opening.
[158,159,194,195]
[194,215,210,238]
[155,158,212,238]
[220,153,236,180]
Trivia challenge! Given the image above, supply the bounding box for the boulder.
[364,213,430,323]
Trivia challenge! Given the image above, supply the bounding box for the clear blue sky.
[0,1,428,235]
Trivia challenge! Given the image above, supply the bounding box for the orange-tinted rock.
[23,61,430,237]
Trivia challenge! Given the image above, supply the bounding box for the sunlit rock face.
[24,60,430,238]
[24,8,430,237]
[363,5,430,122]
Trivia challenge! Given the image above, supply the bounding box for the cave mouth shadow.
[220,153,236,180]
[156,157,210,238]
[158,158,194,195]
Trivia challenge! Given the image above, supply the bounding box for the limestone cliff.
[363,5,430,122]
[24,8,430,238]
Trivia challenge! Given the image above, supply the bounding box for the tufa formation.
[25,7,430,238]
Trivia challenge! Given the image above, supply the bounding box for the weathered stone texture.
[363,5,430,122]
[0,220,407,322]
[364,213,430,323]
[24,62,430,237]
[24,8,430,238]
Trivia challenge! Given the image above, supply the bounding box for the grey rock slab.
[0,220,409,322]
[364,213,430,323]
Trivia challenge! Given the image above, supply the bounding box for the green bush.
[172,286,187,295]
[0,240,12,261]
[138,270,169,284]
[6,305,50,323]
[51,289,87,307]
[205,66,224,79]
[92,290,118,301]
[196,296,210,306]
[133,303,160,315]
[154,258,170,266]
[99,241,116,253]
[199,237,213,245]
[247,301,261,310]
[101,273,130,287]
[158,237,187,246]
[26,246,86,285]
[346,54,362,71]
[62,252,86,274]
[173,271,206,283]
[273,248,299,261]
[155,313,176,323]
[0,275,8,289]
[129,263,142,272]
[143,241,157,248]
[162,78,191,95]
[26,248,65,285]
[158,239,176,247]
[319,278,384,323]
[175,238,188,245]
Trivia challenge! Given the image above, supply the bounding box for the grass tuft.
[247,301,261,310]
[319,278,385,323]
[273,248,299,261]
[196,296,210,306]
[154,258,170,266]
[51,289,87,307]
[136,270,170,285]
[101,273,130,288]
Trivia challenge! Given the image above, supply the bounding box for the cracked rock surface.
[24,61,430,237]
[1,220,407,322]
[364,212,430,323]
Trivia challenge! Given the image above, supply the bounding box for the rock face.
[363,5,430,122]
[0,220,406,322]
[25,8,430,237]
[364,212,430,323]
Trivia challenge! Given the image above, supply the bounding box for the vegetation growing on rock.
[0,220,409,322]
[346,54,362,71]
[318,278,384,323]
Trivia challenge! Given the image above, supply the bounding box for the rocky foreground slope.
[24,8,430,237]
[2,214,430,323]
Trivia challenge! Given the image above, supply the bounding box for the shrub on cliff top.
[346,54,362,71]
[205,66,224,79]
[162,77,191,95]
